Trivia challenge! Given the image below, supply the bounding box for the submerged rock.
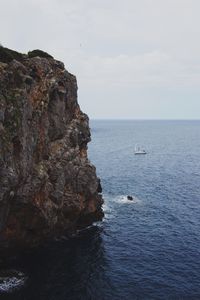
[0,46,103,250]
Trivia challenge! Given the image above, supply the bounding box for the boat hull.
[134,152,147,155]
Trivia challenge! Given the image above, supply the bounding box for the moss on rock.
[0,46,53,63]
[0,46,25,63]
[28,49,53,59]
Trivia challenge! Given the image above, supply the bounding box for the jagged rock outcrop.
[0,47,103,249]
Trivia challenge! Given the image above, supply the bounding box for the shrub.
[0,46,24,63]
[28,49,53,59]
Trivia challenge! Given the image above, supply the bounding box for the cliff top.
[0,46,53,64]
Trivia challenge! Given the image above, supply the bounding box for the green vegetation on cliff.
[0,46,53,63]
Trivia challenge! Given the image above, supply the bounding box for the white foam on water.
[101,194,142,220]
[114,195,141,204]
[0,270,26,293]
[102,202,110,213]
[102,202,114,220]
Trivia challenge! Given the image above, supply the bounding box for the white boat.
[134,145,147,155]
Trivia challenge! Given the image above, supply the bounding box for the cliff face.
[0,48,103,249]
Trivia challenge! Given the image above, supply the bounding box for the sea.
[1,120,200,300]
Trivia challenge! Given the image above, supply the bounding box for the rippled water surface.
[1,120,200,299]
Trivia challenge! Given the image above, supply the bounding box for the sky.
[0,0,200,119]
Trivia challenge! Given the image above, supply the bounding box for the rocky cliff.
[0,47,103,250]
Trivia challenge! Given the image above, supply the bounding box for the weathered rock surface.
[0,47,103,250]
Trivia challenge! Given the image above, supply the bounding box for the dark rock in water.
[127,196,133,201]
[97,178,102,193]
[0,46,103,251]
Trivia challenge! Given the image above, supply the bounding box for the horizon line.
[90,118,200,121]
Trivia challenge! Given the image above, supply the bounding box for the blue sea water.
[1,120,200,300]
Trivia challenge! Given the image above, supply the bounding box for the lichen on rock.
[0,47,103,250]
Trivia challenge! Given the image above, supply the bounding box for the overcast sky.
[1,0,200,119]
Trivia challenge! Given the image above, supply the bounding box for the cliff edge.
[0,47,103,249]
